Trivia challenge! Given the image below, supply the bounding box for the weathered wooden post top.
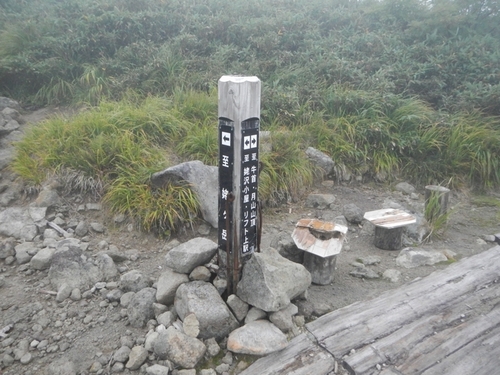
[217,75,261,295]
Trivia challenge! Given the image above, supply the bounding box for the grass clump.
[11,95,197,234]
[259,129,315,206]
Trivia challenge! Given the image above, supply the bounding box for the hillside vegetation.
[1,0,499,233]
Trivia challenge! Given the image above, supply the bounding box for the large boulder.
[164,238,218,274]
[151,161,218,227]
[236,248,311,312]
[48,246,110,290]
[305,147,335,177]
[227,320,288,355]
[174,281,239,340]
[0,207,46,241]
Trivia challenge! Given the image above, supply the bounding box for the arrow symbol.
[223,135,230,142]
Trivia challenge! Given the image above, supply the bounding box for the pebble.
[20,352,32,364]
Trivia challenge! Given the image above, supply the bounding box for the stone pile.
[0,200,312,374]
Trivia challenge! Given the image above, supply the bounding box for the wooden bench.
[363,208,416,250]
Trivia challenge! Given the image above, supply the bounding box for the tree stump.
[303,252,337,285]
[374,226,404,250]
[424,185,450,222]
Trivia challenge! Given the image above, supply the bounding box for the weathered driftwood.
[240,245,500,375]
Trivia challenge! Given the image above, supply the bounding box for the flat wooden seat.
[363,209,416,250]
[363,208,416,228]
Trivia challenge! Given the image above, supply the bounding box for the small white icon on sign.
[243,136,251,150]
[251,134,258,149]
[221,132,231,146]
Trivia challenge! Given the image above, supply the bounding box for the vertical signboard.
[218,119,234,251]
[240,119,259,255]
[218,75,261,294]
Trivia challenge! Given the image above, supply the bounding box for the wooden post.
[425,185,450,222]
[217,76,261,297]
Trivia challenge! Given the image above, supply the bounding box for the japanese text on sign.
[240,119,259,255]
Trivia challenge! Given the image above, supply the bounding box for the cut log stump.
[364,209,416,250]
[374,226,404,250]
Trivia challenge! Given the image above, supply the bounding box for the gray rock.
[153,326,206,368]
[227,320,288,355]
[34,188,61,208]
[70,288,81,301]
[189,266,211,281]
[405,214,430,244]
[270,232,303,264]
[120,270,150,292]
[236,248,311,312]
[86,203,102,211]
[0,237,15,259]
[165,237,218,274]
[30,247,55,270]
[126,346,148,370]
[146,364,170,375]
[48,247,102,290]
[0,119,19,136]
[342,203,364,224]
[96,253,118,280]
[183,313,200,338]
[46,358,77,375]
[175,281,239,340]
[269,303,298,333]
[120,292,136,307]
[396,248,448,268]
[107,289,123,302]
[349,264,380,279]
[2,107,20,120]
[156,268,189,305]
[145,331,159,352]
[205,338,220,357]
[201,369,217,375]
[305,147,335,176]
[114,345,131,363]
[383,269,402,283]
[111,362,125,373]
[157,311,176,328]
[151,161,219,227]
[305,194,336,209]
[395,182,416,195]
[245,307,267,324]
[56,283,73,302]
[356,256,381,265]
[226,294,249,322]
[74,221,89,237]
[15,242,35,264]
[127,287,157,328]
[0,97,20,111]
[90,222,105,233]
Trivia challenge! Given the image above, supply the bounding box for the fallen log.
[240,245,500,375]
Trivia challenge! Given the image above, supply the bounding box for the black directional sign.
[218,118,234,251]
[240,118,259,255]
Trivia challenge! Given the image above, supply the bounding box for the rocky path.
[1,98,499,375]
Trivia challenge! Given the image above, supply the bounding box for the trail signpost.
[218,76,261,296]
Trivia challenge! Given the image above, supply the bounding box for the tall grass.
[11,95,196,233]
